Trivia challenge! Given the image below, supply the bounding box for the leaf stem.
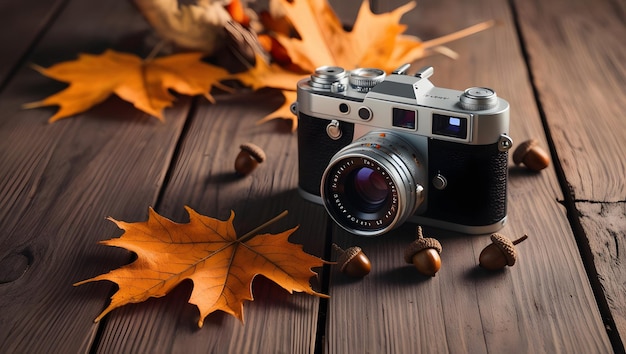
[513,234,529,245]
[144,39,168,63]
[421,20,497,49]
[238,210,289,242]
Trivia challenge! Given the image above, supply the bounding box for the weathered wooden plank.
[513,0,626,202]
[579,202,626,348]
[94,89,329,353]
[0,0,192,352]
[0,0,65,85]
[514,0,626,348]
[325,0,613,352]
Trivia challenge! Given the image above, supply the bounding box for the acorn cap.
[240,142,266,162]
[512,139,538,165]
[337,246,362,272]
[490,233,517,266]
[404,238,442,264]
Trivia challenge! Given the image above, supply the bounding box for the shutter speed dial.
[349,68,386,92]
[459,87,498,111]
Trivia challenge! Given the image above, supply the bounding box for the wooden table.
[1,0,624,352]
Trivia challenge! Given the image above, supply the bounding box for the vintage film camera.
[291,65,513,236]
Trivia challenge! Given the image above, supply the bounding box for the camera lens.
[321,131,426,237]
[348,167,389,212]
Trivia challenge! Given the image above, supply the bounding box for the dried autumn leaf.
[25,50,230,122]
[133,0,232,54]
[74,207,328,327]
[256,90,298,130]
[134,0,255,54]
[230,54,308,91]
[227,55,305,130]
[273,0,415,72]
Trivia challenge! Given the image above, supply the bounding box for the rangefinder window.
[392,108,417,130]
[432,113,468,139]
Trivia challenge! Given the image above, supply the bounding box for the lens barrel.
[321,132,426,236]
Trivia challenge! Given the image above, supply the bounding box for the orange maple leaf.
[74,207,328,327]
[228,55,305,130]
[256,90,298,130]
[273,0,415,72]
[230,54,308,92]
[25,50,230,122]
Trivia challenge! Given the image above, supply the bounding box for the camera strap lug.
[326,120,343,140]
[498,134,513,152]
[290,102,298,115]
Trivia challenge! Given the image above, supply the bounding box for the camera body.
[293,65,512,236]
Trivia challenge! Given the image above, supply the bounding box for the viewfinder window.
[392,108,417,130]
[432,114,468,139]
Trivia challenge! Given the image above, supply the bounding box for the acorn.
[513,139,550,171]
[333,244,371,277]
[235,142,266,176]
[404,226,442,277]
[479,233,529,270]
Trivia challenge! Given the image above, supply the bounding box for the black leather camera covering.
[426,139,508,226]
[297,113,355,196]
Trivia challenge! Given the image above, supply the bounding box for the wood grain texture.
[325,0,612,352]
[0,0,191,352]
[579,201,626,349]
[0,0,65,85]
[512,0,626,202]
[94,90,329,353]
